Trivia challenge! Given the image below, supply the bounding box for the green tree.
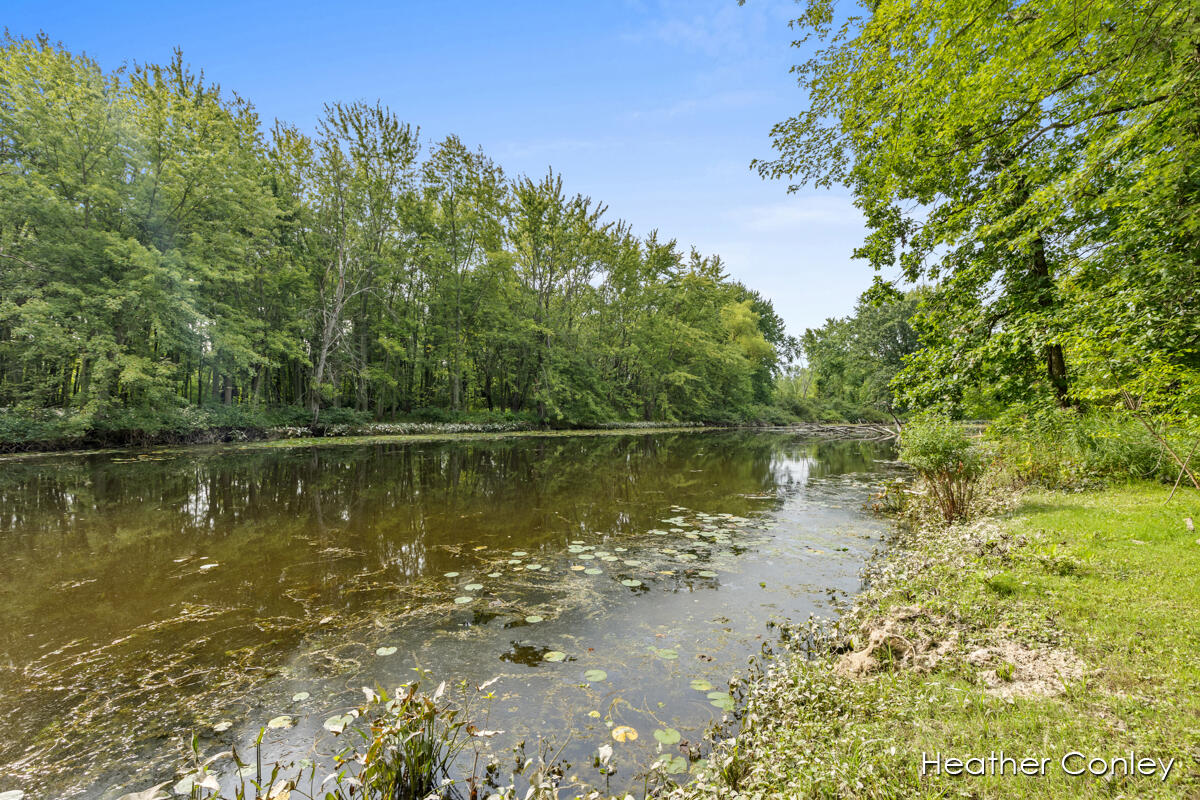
[803,290,921,414]
[0,34,793,441]
[756,0,1200,418]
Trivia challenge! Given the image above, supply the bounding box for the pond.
[0,429,899,798]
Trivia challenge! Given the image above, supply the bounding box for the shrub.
[899,416,984,522]
[986,405,1178,487]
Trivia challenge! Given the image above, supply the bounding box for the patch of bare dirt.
[834,606,1084,698]
[964,638,1084,698]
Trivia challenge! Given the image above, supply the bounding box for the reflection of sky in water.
[0,431,899,798]
[770,453,813,486]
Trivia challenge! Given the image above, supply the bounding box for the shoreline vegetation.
[671,417,1200,799]
[0,36,807,445]
[0,411,898,456]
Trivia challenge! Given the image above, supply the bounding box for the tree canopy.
[802,290,922,416]
[758,0,1199,423]
[0,35,788,433]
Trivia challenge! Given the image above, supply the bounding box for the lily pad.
[487,572,502,578]
[654,648,679,660]
[653,727,682,745]
[620,579,643,588]
[376,646,398,656]
[464,583,483,591]
[512,551,528,557]
[525,563,542,570]
[323,713,354,734]
[578,554,595,560]
[583,669,608,682]
[570,565,586,571]
[584,568,602,575]
[212,720,233,732]
[697,570,718,578]
[707,691,735,711]
[542,650,567,662]
[601,555,619,562]
[611,725,638,742]
[689,678,715,691]
[443,571,460,578]
[291,691,310,702]
[454,596,474,604]
[267,715,294,729]
[172,775,198,796]
[657,754,688,774]
[525,615,544,623]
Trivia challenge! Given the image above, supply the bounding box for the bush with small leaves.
[899,417,984,522]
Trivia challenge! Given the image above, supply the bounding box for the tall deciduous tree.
[756,0,1199,418]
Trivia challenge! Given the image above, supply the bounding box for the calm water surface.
[0,429,898,798]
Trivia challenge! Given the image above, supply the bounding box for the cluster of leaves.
[0,35,791,440]
[794,289,922,419]
[898,417,984,522]
[985,405,1185,488]
[758,0,1200,427]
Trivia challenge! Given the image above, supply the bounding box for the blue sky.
[6,0,872,338]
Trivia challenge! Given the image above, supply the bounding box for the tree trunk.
[1031,236,1070,405]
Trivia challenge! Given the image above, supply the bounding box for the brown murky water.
[0,429,898,798]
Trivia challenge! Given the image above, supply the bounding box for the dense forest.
[0,35,795,444]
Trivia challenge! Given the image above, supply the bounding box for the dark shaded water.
[0,429,897,798]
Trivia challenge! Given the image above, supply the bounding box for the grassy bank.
[677,482,1200,798]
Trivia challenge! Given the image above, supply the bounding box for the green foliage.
[801,289,921,414]
[984,572,1019,597]
[0,36,788,443]
[760,1,1200,423]
[336,683,475,800]
[899,417,983,522]
[986,406,1183,487]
